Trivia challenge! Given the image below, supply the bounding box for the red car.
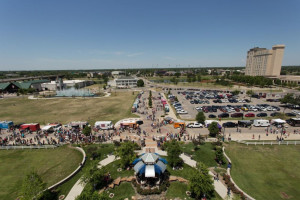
[245,113,255,117]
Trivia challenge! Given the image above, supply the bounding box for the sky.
[0,0,300,70]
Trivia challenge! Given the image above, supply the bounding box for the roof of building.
[0,82,10,90]
[12,79,50,89]
[116,76,137,80]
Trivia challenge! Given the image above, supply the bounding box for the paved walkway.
[65,155,118,200]
[179,153,230,199]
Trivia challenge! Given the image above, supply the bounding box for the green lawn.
[0,146,82,200]
[107,182,135,199]
[166,182,192,199]
[225,143,300,200]
[103,159,134,179]
[167,163,196,180]
[0,92,138,125]
[181,143,227,168]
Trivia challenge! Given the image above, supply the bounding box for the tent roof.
[133,161,144,173]
[145,165,155,177]
[156,160,167,173]
[141,153,159,163]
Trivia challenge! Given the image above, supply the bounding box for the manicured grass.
[225,143,300,200]
[104,159,135,180]
[181,143,227,168]
[0,92,138,125]
[167,163,196,180]
[0,145,82,200]
[107,182,135,199]
[166,182,192,199]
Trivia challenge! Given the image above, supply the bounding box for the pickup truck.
[187,122,204,128]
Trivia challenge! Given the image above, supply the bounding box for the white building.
[108,76,138,88]
[111,71,126,78]
[42,79,93,91]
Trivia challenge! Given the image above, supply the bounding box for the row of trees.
[230,75,273,87]
[148,90,152,107]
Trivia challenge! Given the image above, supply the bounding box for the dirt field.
[0,92,138,125]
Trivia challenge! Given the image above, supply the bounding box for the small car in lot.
[257,113,268,117]
[222,122,238,128]
[208,114,217,118]
[231,113,243,118]
[245,113,255,117]
[218,113,229,118]
[270,112,281,117]
[187,122,204,128]
[285,113,296,117]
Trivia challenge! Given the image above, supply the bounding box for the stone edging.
[47,147,86,190]
[222,146,255,200]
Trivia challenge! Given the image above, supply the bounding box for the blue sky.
[0,0,299,70]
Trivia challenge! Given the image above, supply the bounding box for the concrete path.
[65,155,118,200]
[179,153,230,199]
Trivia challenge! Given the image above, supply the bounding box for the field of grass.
[107,182,135,199]
[0,146,82,200]
[166,182,191,199]
[0,92,138,125]
[181,143,227,168]
[225,143,300,200]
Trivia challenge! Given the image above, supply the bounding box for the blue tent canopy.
[132,158,142,165]
[133,153,167,176]
[158,158,168,164]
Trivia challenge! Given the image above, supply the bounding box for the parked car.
[257,113,268,117]
[231,113,243,118]
[187,122,204,128]
[218,113,229,118]
[208,114,217,118]
[222,122,238,128]
[270,112,281,117]
[285,113,296,117]
[245,113,255,117]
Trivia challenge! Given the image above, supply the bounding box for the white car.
[177,110,188,114]
[187,122,204,128]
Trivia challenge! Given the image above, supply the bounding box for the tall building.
[245,45,285,76]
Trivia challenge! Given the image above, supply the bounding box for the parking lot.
[165,88,300,121]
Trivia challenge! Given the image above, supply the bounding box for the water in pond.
[56,88,95,97]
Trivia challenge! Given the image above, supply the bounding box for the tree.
[175,72,181,78]
[231,90,240,96]
[76,184,109,200]
[115,142,136,169]
[165,140,182,167]
[215,146,225,165]
[280,93,295,104]
[74,83,80,89]
[196,112,206,124]
[246,90,254,101]
[82,126,92,136]
[21,170,45,200]
[197,74,202,82]
[137,79,144,87]
[208,122,219,137]
[81,163,107,190]
[189,162,214,199]
[148,90,152,108]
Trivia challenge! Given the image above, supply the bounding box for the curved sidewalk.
[65,155,118,200]
[180,153,230,199]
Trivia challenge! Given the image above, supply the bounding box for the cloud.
[127,52,144,57]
